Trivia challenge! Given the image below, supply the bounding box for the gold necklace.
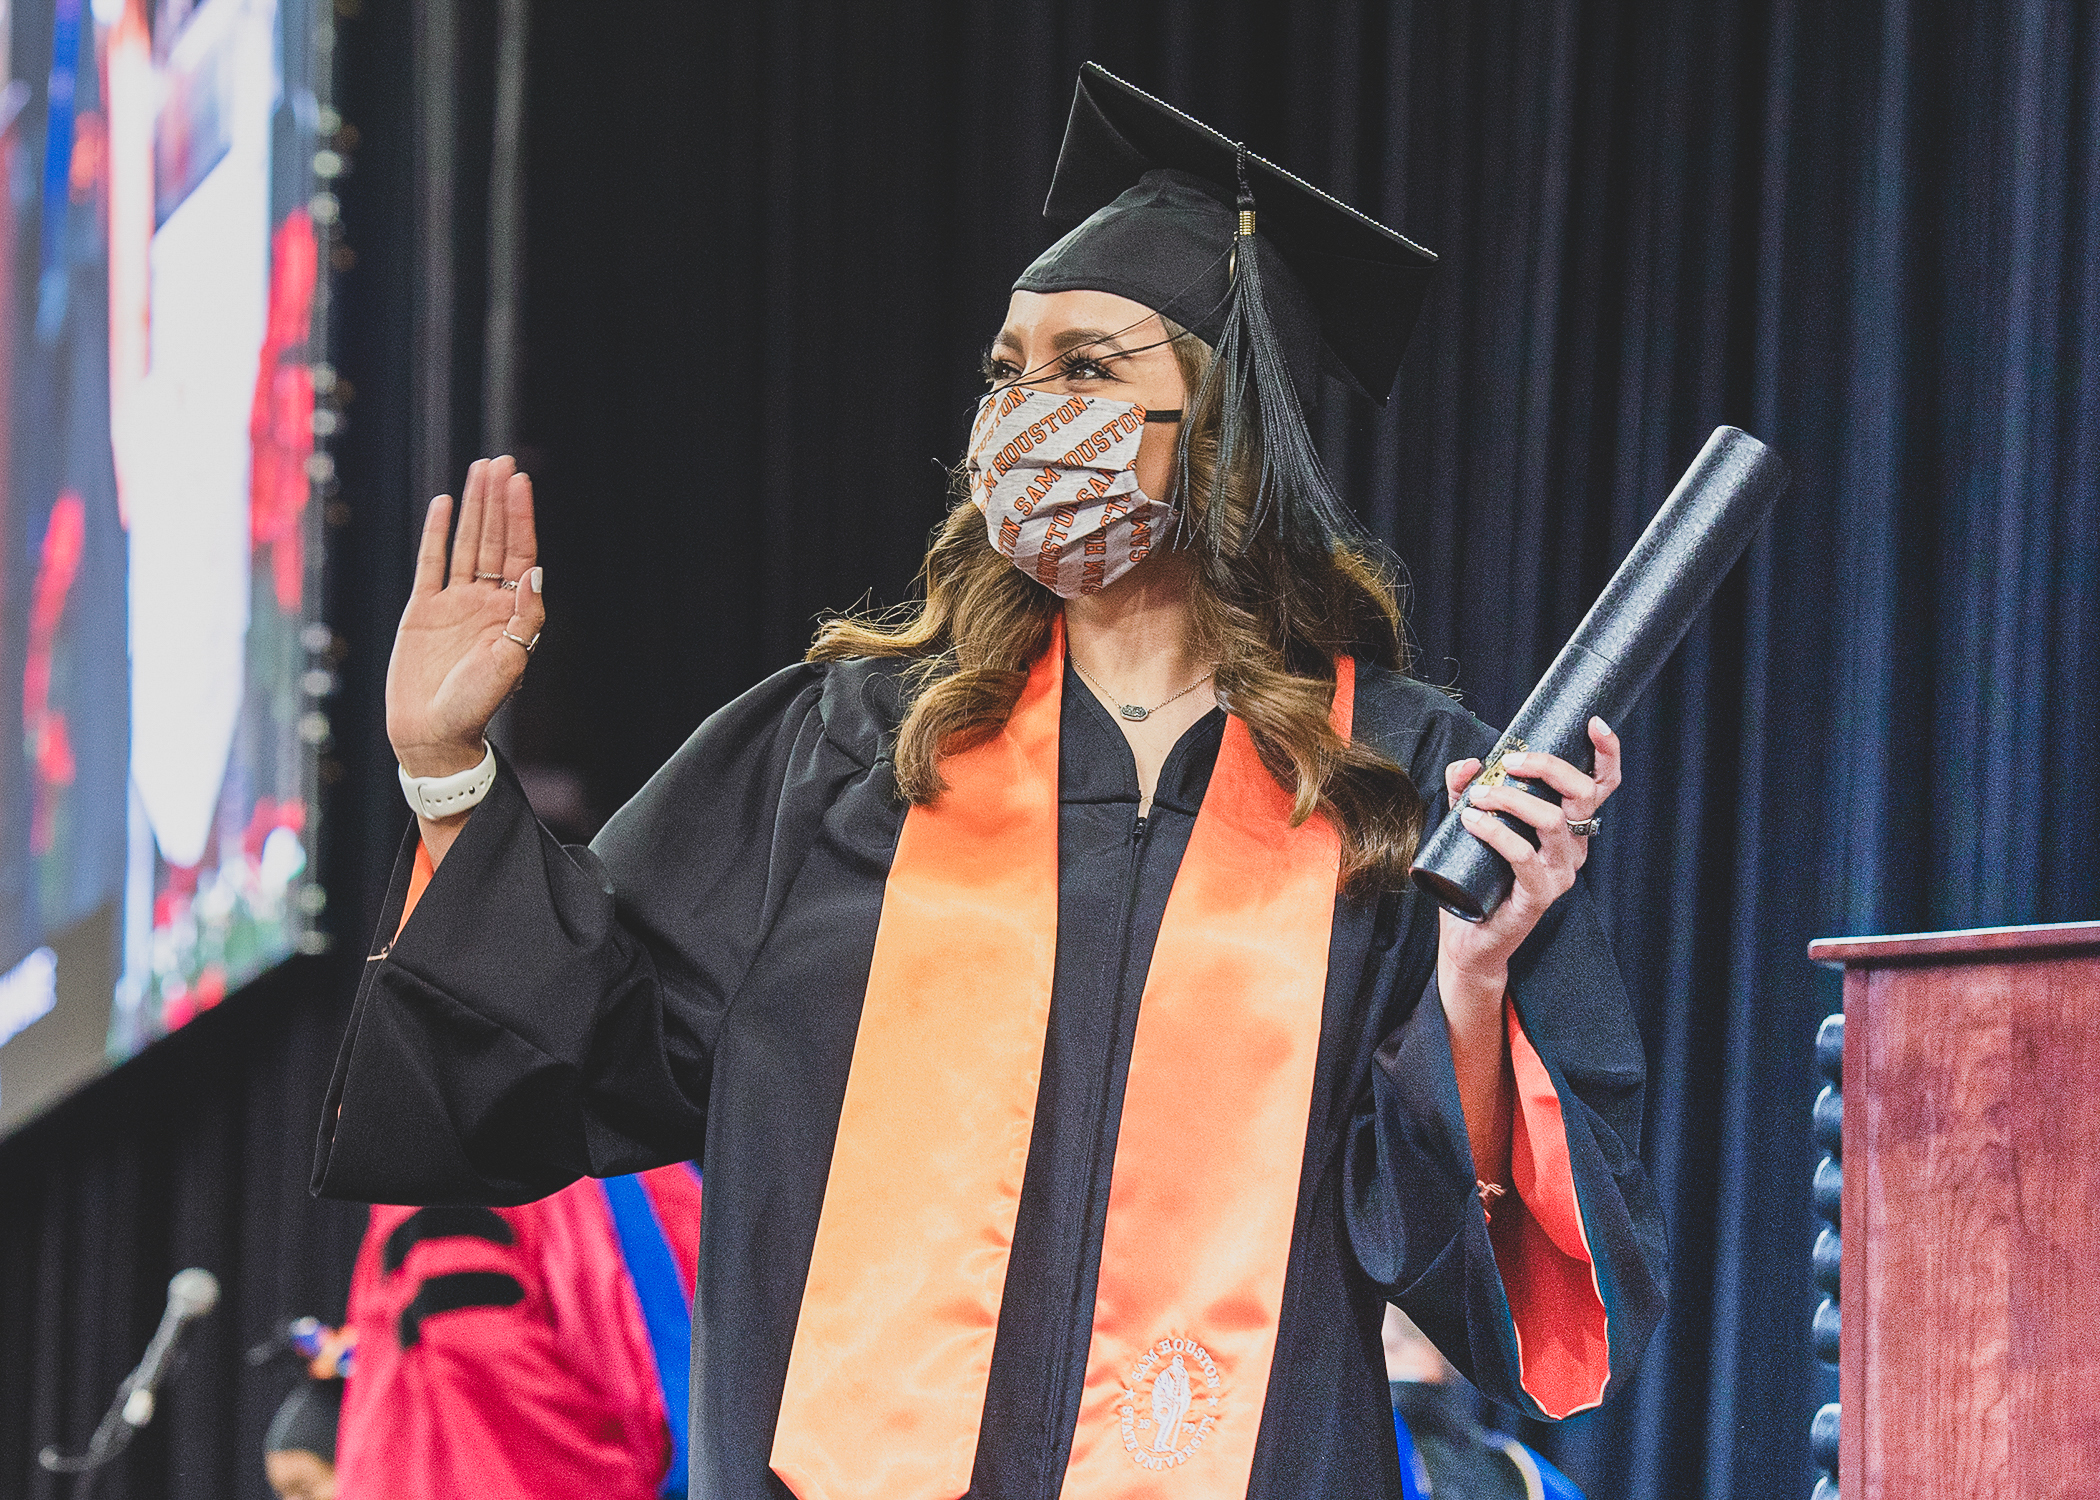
[1070,656,1216,722]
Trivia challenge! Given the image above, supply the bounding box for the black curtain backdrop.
[3,4,2094,1498]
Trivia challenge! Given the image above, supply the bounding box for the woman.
[320,65,1665,1500]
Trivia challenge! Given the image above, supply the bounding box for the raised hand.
[386,456,545,780]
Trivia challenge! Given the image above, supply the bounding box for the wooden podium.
[1809,920,2100,1497]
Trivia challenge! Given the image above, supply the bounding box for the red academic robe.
[338,1165,702,1499]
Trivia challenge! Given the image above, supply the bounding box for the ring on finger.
[1566,815,1602,837]
[501,627,540,656]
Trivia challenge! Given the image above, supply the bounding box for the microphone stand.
[38,1361,180,1492]
[37,1269,218,1495]
[36,1382,140,1496]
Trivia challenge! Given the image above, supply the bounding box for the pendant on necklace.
[1118,704,1150,721]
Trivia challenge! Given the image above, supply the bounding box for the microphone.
[38,1268,220,1474]
[120,1268,220,1426]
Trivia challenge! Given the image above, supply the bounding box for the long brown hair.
[810,321,1426,887]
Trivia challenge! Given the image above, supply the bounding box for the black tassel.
[1181,151,1364,557]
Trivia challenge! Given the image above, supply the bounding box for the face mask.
[964,386,1180,598]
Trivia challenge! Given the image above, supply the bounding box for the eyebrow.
[993,326,1138,359]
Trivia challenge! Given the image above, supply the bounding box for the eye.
[1059,351,1119,383]
[980,351,1022,387]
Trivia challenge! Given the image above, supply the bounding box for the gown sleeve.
[314,661,870,1206]
[1343,690,1669,1421]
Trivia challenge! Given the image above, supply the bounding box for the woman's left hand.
[1437,717,1624,996]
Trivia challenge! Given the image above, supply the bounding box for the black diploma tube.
[1409,426,1791,922]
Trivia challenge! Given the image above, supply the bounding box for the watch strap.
[397,741,498,819]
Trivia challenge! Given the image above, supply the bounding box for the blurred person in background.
[263,1377,341,1500]
[1385,1305,1585,1500]
[337,1166,701,1499]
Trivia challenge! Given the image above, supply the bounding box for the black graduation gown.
[315,657,1667,1499]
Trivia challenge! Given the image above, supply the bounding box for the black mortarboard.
[264,1379,342,1462]
[1012,64,1437,553]
[1014,63,1437,408]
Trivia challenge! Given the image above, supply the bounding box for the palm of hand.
[388,586,522,758]
[1438,892,1531,981]
[387,456,545,778]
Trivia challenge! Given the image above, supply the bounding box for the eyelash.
[979,350,1120,387]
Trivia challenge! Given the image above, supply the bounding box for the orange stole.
[1060,657,1351,1495]
[769,627,1066,1500]
[769,631,1351,1499]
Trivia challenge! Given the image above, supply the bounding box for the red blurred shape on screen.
[24,493,86,854]
[251,208,317,611]
[243,796,307,861]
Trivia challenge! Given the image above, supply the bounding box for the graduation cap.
[1013,64,1438,556]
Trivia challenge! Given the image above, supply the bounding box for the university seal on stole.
[1117,1335,1223,1471]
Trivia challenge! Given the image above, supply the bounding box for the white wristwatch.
[398,741,498,819]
